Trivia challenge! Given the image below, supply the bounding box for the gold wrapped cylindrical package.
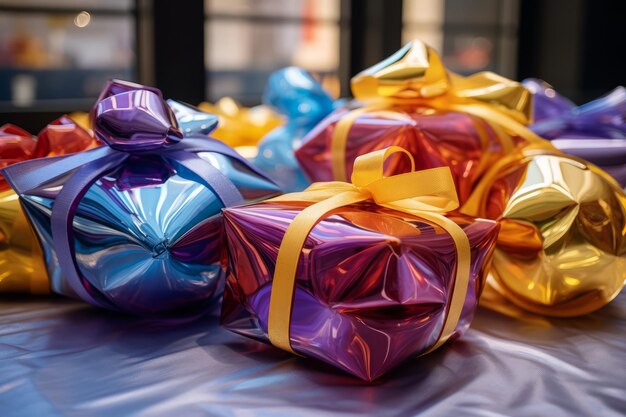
[464,149,626,316]
[0,190,49,293]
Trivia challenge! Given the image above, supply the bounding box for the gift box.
[523,79,626,187]
[222,146,500,380]
[3,81,280,315]
[295,39,550,204]
[0,118,98,294]
[198,97,283,156]
[252,67,338,192]
[462,147,626,317]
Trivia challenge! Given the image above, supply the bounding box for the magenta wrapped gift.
[524,78,626,186]
[3,80,280,316]
[222,146,500,380]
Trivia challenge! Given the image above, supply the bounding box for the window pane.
[441,33,497,73]
[402,26,444,52]
[206,0,340,21]
[206,0,341,104]
[403,0,444,25]
[0,10,135,110]
[0,0,132,10]
[402,0,519,76]
[443,0,500,25]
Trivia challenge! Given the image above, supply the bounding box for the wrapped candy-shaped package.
[523,78,626,187]
[0,119,98,293]
[296,39,548,204]
[462,147,626,316]
[3,82,280,315]
[198,97,283,155]
[253,67,338,192]
[222,147,500,380]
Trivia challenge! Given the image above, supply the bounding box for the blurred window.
[205,0,342,104]
[0,0,136,111]
[402,0,519,77]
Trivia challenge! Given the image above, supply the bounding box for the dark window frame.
[0,1,140,131]
[0,0,406,131]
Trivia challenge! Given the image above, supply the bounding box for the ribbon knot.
[265,146,471,356]
[95,89,183,152]
[353,185,372,200]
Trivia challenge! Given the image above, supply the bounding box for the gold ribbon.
[331,39,556,182]
[266,146,471,355]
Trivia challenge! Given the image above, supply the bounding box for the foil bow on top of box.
[222,146,499,380]
[3,81,280,315]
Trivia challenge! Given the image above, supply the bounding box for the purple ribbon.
[523,78,626,139]
[2,86,265,310]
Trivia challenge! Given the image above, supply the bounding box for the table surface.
[1,292,625,417]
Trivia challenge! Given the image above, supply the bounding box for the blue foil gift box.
[2,81,280,316]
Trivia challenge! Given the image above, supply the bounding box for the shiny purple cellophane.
[221,201,500,381]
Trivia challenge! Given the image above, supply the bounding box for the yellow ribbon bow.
[266,146,471,355]
[331,39,556,183]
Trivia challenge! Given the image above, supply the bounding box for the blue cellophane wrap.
[253,67,340,192]
[2,81,280,316]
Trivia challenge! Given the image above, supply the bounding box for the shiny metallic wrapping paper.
[524,78,626,187]
[18,151,279,314]
[221,201,499,380]
[3,82,280,315]
[295,40,535,205]
[468,150,626,316]
[0,118,99,294]
[296,106,511,204]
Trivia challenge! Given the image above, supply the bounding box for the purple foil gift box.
[221,199,499,380]
[524,78,626,187]
[2,81,280,316]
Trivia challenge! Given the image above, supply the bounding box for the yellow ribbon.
[266,146,471,355]
[331,39,557,182]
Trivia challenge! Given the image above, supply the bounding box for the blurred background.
[0,0,624,132]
